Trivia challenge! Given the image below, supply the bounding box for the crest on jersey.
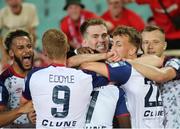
[109,61,127,68]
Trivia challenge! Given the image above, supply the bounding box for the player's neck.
[11,63,27,78]
[159,54,166,63]
[51,59,67,67]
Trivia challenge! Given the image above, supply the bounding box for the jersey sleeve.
[106,61,132,85]
[0,83,9,105]
[115,88,129,117]
[164,58,180,79]
[22,67,46,100]
[83,70,109,88]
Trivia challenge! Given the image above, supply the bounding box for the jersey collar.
[51,63,66,67]
[9,66,25,78]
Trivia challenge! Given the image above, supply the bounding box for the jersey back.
[23,66,93,129]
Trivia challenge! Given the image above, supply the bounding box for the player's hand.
[28,111,36,124]
[18,101,34,114]
[76,47,95,54]
[106,51,122,62]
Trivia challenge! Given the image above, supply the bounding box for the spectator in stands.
[0,0,39,43]
[102,0,145,32]
[124,0,180,50]
[147,16,156,26]
[0,0,39,70]
[60,0,98,50]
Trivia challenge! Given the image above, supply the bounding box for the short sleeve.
[106,61,132,85]
[22,67,47,100]
[83,70,109,88]
[165,58,180,79]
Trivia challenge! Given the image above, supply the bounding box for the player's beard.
[14,54,34,72]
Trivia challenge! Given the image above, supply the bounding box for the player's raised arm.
[81,62,109,78]
[127,58,180,83]
[67,53,108,67]
[133,55,163,67]
[81,61,132,84]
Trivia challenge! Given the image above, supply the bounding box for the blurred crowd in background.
[0,0,180,73]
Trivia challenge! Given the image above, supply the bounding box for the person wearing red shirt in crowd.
[124,0,180,50]
[102,0,145,33]
[60,0,98,50]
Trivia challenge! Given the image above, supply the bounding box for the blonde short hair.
[42,29,69,59]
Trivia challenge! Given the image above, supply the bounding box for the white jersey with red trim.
[85,62,131,129]
[122,68,164,128]
[0,66,29,125]
[106,61,164,128]
[85,86,121,129]
[22,65,109,129]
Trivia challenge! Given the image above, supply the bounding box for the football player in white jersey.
[0,83,34,127]
[68,19,131,128]
[125,25,180,128]
[0,30,35,127]
[81,26,164,128]
[20,29,131,129]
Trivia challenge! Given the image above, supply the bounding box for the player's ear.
[129,47,136,56]
[163,41,167,50]
[9,49,14,57]
[82,39,88,47]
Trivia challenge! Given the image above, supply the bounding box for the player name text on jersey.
[49,74,75,83]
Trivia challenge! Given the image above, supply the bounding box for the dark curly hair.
[4,29,32,52]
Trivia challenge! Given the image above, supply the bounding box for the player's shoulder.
[164,56,180,70]
[26,66,48,79]
[164,56,180,64]
[0,67,13,84]
[67,67,92,77]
